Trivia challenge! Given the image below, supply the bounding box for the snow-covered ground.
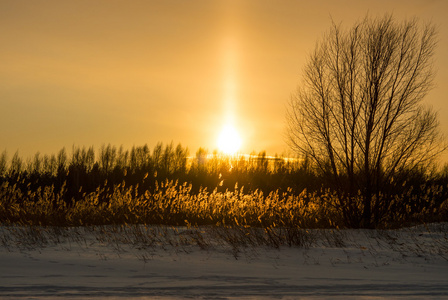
[0,224,447,299]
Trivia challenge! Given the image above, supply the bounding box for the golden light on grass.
[217,123,242,155]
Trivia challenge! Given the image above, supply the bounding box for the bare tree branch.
[286,14,445,227]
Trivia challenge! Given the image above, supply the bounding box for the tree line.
[0,143,319,202]
[0,142,447,227]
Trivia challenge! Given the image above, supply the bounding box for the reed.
[1,178,446,229]
[1,143,447,229]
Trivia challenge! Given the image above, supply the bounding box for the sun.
[217,124,242,155]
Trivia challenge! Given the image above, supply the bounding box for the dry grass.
[0,179,341,228]
[1,179,446,230]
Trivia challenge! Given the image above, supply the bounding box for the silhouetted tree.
[9,151,23,177]
[287,15,445,227]
[0,151,7,178]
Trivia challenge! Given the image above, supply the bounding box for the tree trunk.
[362,188,372,228]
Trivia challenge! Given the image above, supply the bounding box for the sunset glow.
[0,1,446,160]
[217,124,242,155]
[1,2,448,296]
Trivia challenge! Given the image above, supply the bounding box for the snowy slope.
[0,224,447,299]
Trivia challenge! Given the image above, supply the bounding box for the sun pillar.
[216,36,242,155]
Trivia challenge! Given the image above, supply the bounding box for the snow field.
[0,224,447,299]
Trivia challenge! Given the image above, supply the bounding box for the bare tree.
[287,15,445,227]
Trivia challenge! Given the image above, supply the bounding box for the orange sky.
[1,0,447,160]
